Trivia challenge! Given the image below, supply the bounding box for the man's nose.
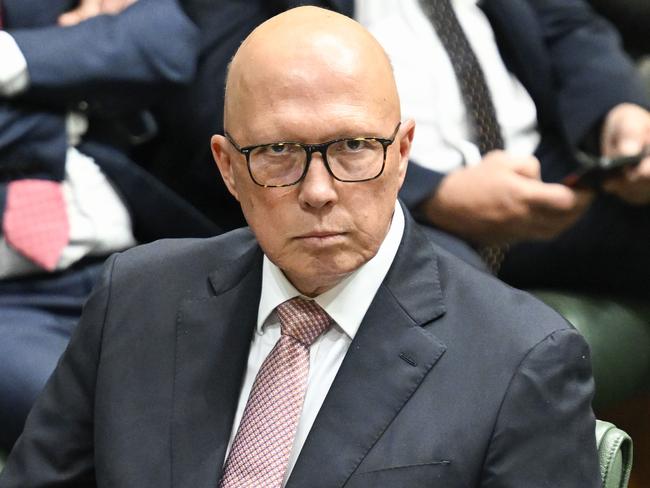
[297,153,339,209]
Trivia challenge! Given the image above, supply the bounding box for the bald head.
[224,6,400,138]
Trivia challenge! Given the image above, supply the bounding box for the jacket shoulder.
[108,227,259,292]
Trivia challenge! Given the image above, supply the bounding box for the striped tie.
[419,0,508,273]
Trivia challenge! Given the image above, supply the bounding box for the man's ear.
[397,119,415,187]
[211,134,240,201]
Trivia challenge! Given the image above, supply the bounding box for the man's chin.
[282,252,368,295]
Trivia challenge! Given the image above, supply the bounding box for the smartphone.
[562,147,649,188]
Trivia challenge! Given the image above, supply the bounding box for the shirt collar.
[257,202,405,339]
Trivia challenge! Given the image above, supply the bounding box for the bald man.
[0,7,600,487]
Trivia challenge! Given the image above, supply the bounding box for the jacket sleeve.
[0,102,67,180]
[480,328,601,487]
[8,0,200,112]
[398,160,446,212]
[528,0,649,147]
[0,255,117,486]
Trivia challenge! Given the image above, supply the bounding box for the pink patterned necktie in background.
[219,297,332,488]
[3,179,70,271]
[0,3,69,271]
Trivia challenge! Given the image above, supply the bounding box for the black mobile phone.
[562,147,649,189]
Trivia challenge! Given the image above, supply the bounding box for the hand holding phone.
[562,146,650,188]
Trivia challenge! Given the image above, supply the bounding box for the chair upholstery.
[596,419,633,488]
[533,290,650,409]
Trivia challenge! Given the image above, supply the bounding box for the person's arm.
[416,151,594,245]
[0,255,116,486]
[528,0,649,147]
[520,1,650,205]
[599,102,650,204]
[480,328,601,487]
[6,0,200,113]
[398,160,446,210]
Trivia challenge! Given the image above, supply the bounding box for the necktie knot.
[276,297,331,347]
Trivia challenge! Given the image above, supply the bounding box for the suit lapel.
[171,246,263,488]
[287,210,448,488]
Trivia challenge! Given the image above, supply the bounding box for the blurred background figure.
[0,0,219,451]
[356,0,650,297]
[588,0,650,59]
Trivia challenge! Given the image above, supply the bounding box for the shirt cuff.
[0,31,29,96]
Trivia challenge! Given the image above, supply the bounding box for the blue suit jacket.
[0,206,601,486]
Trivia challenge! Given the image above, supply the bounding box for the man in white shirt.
[1,7,600,487]
[356,0,650,295]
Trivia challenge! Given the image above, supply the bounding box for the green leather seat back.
[533,290,650,409]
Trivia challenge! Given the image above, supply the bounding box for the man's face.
[212,23,413,296]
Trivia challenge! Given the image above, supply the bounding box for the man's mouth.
[295,231,346,245]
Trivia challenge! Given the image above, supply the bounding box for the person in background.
[0,0,218,451]
[353,0,650,295]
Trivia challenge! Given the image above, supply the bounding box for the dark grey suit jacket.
[0,208,601,487]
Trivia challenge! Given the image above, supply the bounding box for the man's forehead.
[232,32,384,99]
[224,7,399,131]
[229,68,394,143]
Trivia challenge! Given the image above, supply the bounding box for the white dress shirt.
[0,146,137,278]
[0,31,28,96]
[357,0,541,171]
[0,33,137,278]
[226,202,405,486]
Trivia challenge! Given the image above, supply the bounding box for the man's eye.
[270,144,286,154]
[345,139,366,151]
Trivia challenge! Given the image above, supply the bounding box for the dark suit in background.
[0,209,601,487]
[0,0,220,450]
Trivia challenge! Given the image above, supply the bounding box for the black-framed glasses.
[224,122,401,187]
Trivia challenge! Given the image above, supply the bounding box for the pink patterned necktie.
[3,179,70,271]
[219,297,332,488]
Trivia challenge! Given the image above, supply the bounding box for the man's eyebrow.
[248,134,373,147]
